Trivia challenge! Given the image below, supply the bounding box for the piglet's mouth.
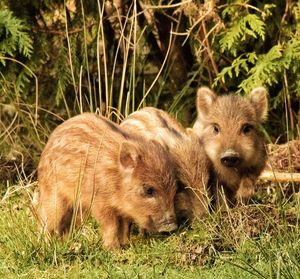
[155,216,178,233]
[157,222,178,233]
[144,217,178,233]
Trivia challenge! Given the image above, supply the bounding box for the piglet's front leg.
[118,217,131,246]
[236,176,256,205]
[93,207,121,250]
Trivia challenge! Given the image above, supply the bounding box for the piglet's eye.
[241,124,253,134]
[143,185,155,197]
[212,124,220,134]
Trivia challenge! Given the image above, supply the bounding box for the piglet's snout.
[220,149,241,168]
[157,212,177,233]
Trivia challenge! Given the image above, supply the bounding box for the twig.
[31,23,96,35]
[64,3,79,106]
[200,20,227,90]
[218,3,264,14]
[137,24,174,110]
[259,170,300,183]
[142,0,192,10]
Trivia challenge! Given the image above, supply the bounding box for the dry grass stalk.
[259,170,300,183]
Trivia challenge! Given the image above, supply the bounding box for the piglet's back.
[121,107,186,149]
[38,113,126,198]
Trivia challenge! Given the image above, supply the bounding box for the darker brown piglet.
[193,87,268,207]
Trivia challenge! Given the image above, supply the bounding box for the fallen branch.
[259,170,300,183]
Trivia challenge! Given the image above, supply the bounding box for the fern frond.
[238,45,283,92]
[239,39,300,93]
[53,46,72,105]
[220,14,265,56]
[215,52,257,85]
[293,2,300,23]
[284,38,300,72]
[246,14,265,39]
[16,67,33,93]
[0,10,33,59]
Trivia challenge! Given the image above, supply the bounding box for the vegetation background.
[0,0,299,278]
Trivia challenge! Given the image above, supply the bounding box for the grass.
[0,176,299,278]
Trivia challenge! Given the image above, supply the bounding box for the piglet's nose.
[158,222,178,233]
[220,149,240,167]
[157,212,177,233]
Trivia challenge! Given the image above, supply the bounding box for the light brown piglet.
[193,87,268,207]
[121,107,211,223]
[38,113,177,250]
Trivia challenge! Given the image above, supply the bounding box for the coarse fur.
[38,113,177,250]
[121,107,186,149]
[193,87,268,207]
[121,107,210,223]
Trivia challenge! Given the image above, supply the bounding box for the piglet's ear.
[249,87,268,122]
[193,87,217,135]
[196,87,217,120]
[119,142,139,169]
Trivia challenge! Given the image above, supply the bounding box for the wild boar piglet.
[38,113,177,250]
[121,107,210,223]
[193,87,268,207]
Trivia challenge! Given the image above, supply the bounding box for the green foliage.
[0,9,35,95]
[217,37,300,95]
[53,46,73,105]
[220,14,265,57]
[0,9,33,60]
[215,52,258,83]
